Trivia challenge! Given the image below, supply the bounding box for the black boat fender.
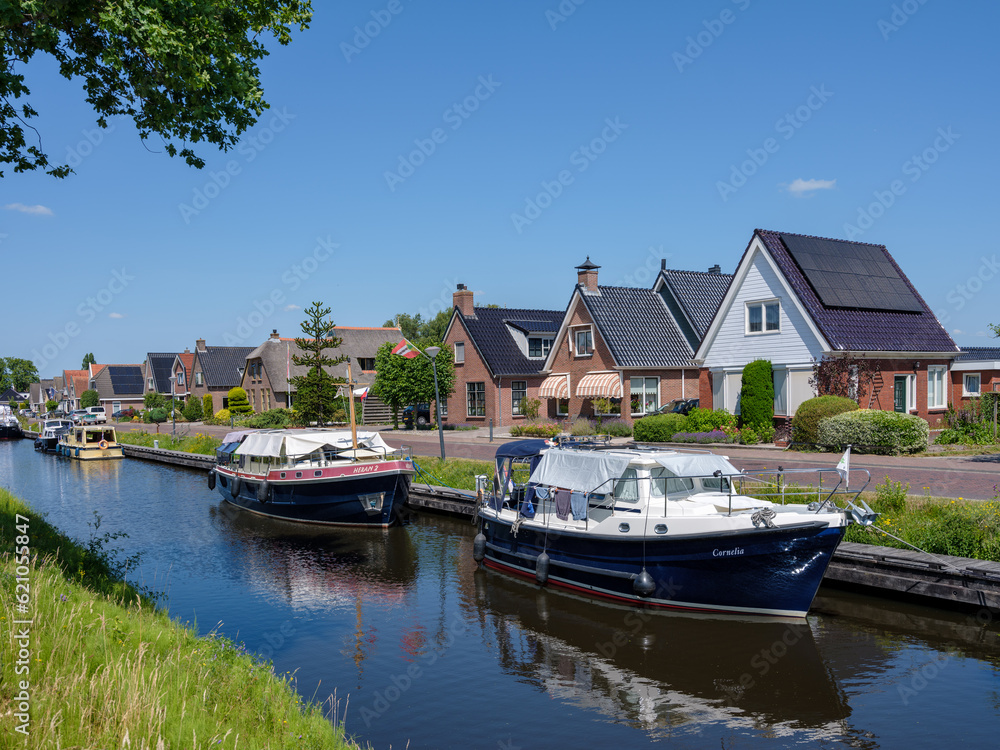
[231,475,242,498]
[207,470,216,491]
[473,533,487,563]
[535,551,550,585]
[257,480,270,503]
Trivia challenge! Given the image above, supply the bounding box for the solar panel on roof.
[108,366,144,394]
[779,234,924,313]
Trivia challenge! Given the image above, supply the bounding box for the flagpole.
[346,360,359,450]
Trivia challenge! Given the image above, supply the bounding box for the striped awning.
[538,374,570,399]
[576,372,623,399]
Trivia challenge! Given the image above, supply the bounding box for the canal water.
[2,440,999,748]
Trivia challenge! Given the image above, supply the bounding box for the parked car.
[70,409,89,424]
[403,403,431,428]
[647,398,700,417]
[85,406,107,423]
[112,408,137,421]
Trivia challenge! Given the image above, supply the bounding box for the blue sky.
[4,0,999,377]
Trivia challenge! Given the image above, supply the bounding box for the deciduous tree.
[810,354,879,404]
[80,389,99,408]
[2,1,312,177]
[0,356,39,392]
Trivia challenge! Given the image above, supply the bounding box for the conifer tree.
[289,302,348,426]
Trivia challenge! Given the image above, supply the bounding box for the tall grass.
[0,489,359,749]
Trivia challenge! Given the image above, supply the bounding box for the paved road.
[110,420,1000,500]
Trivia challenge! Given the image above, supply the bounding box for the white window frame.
[573,326,594,357]
[907,373,917,411]
[556,398,569,416]
[963,373,981,397]
[630,376,660,416]
[195,371,204,386]
[147,377,154,390]
[927,366,947,409]
[745,299,781,335]
[527,337,551,359]
[511,381,527,416]
[112,401,121,413]
[454,342,465,364]
[177,369,185,386]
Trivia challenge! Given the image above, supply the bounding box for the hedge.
[740,360,773,429]
[684,408,737,433]
[792,395,858,445]
[817,409,929,454]
[633,413,688,442]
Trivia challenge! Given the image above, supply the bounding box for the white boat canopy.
[235,429,392,458]
[530,450,632,494]
[653,454,742,478]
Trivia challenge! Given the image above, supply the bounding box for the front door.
[893,376,906,413]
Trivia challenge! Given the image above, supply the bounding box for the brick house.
[442,286,565,427]
[88,364,146,413]
[240,327,402,420]
[537,258,730,423]
[188,339,255,415]
[60,369,89,411]
[695,230,961,427]
[950,347,1000,407]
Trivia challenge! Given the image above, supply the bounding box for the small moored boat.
[0,406,22,440]
[34,418,76,452]
[57,425,125,459]
[474,440,876,618]
[211,429,414,527]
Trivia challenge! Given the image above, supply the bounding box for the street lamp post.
[168,375,176,437]
[423,346,445,461]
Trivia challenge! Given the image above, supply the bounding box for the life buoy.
[231,475,242,498]
[99,440,108,450]
[207,470,216,491]
[256,480,271,503]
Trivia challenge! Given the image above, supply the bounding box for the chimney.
[708,264,722,274]
[196,338,206,352]
[576,256,600,292]
[183,347,190,353]
[453,283,475,317]
[270,329,280,340]
[661,259,667,271]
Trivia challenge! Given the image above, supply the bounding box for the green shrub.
[244,408,294,429]
[80,389,100,408]
[739,425,760,445]
[510,423,561,438]
[227,387,252,414]
[521,398,541,421]
[739,359,773,430]
[182,396,203,422]
[792,395,858,445]
[214,408,231,423]
[45,399,58,412]
[684,407,736,433]
[817,409,929,454]
[148,407,168,424]
[874,476,908,514]
[203,394,214,419]
[600,419,632,437]
[569,418,595,436]
[144,392,165,410]
[633,413,688,442]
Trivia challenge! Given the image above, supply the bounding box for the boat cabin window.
[649,467,694,497]
[613,468,640,502]
[702,476,731,492]
[86,431,101,443]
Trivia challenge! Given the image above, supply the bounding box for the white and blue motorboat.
[473,440,876,618]
[34,418,76,452]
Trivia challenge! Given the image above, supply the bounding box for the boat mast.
[346,360,359,450]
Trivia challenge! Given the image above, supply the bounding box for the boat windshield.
[649,467,695,497]
[613,468,639,502]
[702,475,731,492]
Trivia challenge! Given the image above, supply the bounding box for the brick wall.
[445,314,496,425]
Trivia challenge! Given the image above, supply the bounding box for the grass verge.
[0,488,359,749]
[115,430,222,455]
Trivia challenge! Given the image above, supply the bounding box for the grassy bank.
[0,488,359,749]
[115,430,222,455]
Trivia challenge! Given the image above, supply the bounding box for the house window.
[574,328,593,356]
[467,382,486,417]
[440,400,448,418]
[528,338,551,358]
[177,370,185,386]
[195,372,203,386]
[113,401,121,413]
[147,377,154,390]
[928,366,947,409]
[511,381,527,416]
[907,373,917,411]
[964,373,981,397]
[358,358,375,371]
[556,398,569,416]
[454,342,465,364]
[630,377,659,415]
[746,300,780,334]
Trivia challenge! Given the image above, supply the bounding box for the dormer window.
[574,328,593,357]
[528,337,551,358]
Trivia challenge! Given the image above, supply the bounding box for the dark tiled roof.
[145,353,176,392]
[956,347,1000,362]
[198,346,255,388]
[458,307,565,376]
[657,268,733,340]
[583,286,698,368]
[505,319,561,334]
[756,229,958,353]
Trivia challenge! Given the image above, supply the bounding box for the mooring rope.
[867,525,968,574]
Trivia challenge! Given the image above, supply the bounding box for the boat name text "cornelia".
[712,547,745,557]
